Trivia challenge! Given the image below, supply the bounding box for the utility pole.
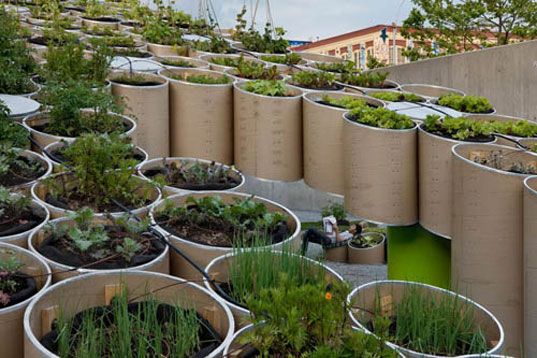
[392,22,398,65]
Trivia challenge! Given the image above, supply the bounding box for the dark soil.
[29,36,75,47]
[142,168,241,191]
[112,48,152,58]
[82,16,120,23]
[44,190,151,214]
[289,82,344,91]
[120,20,141,28]
[0,208,45,237]
[0,272,37,308]
[315,100,380,110]
[37,225,165,269]
[155,210,289,248]
[40,301,222,358]
[0,156,46,187]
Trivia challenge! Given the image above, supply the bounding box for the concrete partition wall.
[373,40,537,121]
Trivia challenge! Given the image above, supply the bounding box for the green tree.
[401,0,537,60]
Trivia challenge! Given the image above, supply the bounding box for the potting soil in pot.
[0,207,45,237]
[0,272,37,308]
[40,299,222,357]
[0,156,46,187]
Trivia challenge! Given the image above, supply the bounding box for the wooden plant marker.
[202,305,222,334]
[104,284,124,305]
[41,305,59,336]
[380,294,393,317]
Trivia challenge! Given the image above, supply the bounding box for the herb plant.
[155,195,288,247]
[183,74,230,85]
[423,115,493,141]
[142,13,184,46]
[314,61,357,74]
[234,58,279,80]
[438,94,493,113]
[157,57,195,68]
[209,56,241,67]
[371,91,423,103]
[243,80,289,97]
[321,203,347,223]
[0,252,24,307]
[348,107,415,130]
[0,102,28,148]
[349,232,384,248]
[340,71,390,88]
[289,70,337,90]
[0,186,44,237]
[261,53,302,65]
[320,95,368,109]
[242,278,397,357]
[0,146,45,187]
[491,120,537,138]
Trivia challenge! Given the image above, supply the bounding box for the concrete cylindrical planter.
[399,84,465,100]
[43,140,148,172]
[150,191,301,281]
[452,143,536,357]
[146,42,189,57]
[22,110,137,150]
[342,114,418,226]
[0,94,41,122]
[199,53,266,72]
[110,71,169,158]
[347,232,386,265]
[28,216,169,282]
[339,79,400,93]
[1,200,49,248]
[303,92,384,195]
[80,17,120,30]
[233,81,303,181]
[23,271,234,358]
[0,242,51,358]
[159,68,234,164]
[2,150,52,192]
[137,157,245,196]
[348,280,505,357]
[524,176,537,357]
[418,125,496,238]
[204,252,343,328]
[31,173,161,219]
[154,55,209,70]
[324,244,348,262]
[293,51,345,64]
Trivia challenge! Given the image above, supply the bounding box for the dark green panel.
[387,224,451,289]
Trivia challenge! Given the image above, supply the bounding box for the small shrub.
[243,80,289,97]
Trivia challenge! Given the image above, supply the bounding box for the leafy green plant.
[320,95,368,109]
[234,58,279,80]
[183,74,230,85]
[0,102,28,148]
[0,145,45,187]
[209,56,241,67]
[348,106,415,130]
[422,115,493,141]
[241,278,397,357]
[154,195,288,247]
[340,71,390,88]
[189,35,232,54]
[368,285,490,356]
[45,133,153,212]
[289,70,337,90]
[438,94,494,113]
[0,185,42,239]
[142,13,184,46]
[52,289,205,357]
[243,80,289,97]
[83,0,110,19]
[491,119,537,138]
[0,252,24,307]
[321,203,347,222]
[349,232,384,248]
[371,91,423,103]
[314,61,357,74]
[261,53,302,65]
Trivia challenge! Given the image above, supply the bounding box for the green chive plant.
[348,106,415,130]
[241,278,397,357]
[437,94,494,113]
[154,195,288,247]
[50,289,207,357]
[243,80,289,97]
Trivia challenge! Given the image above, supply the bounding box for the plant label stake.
[41,305,59,336]
[105,283,124,305]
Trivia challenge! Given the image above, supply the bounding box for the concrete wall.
[376,40,537,121]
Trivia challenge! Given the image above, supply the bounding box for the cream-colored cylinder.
[28,216,169,282]
[347,233,386,265]
[343,115,418,226]
[150,191,301,281]
[399,84,465,99]
[524,176,537,358]
[0,242,51,358]
[452,143,534,357]
[233,82,303,181]
[110,71,169,158]
[159,68,233,164]
[303,92,383,195]
[0,200,49,248]
[23,271,234,358]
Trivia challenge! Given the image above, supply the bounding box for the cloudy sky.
[173,0,414,41]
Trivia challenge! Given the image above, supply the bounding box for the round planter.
[28,216,169,282]
[465,114,535,147]
[364,89,435,121]
[348,280,505,358]
[204,252,343,328]
[342,113,418,226]
[0,94,40,122]
[0,242,51,358]
[303,92,384,195]
[1,199,49,248]
[199,53,266,72]
[31,173,161,219]
[452,143,536,357]
[80,17,120,30]
[137,157,245,196]
[5,82,41,99]
[233,81,303,182]
[418,125,496,238]
[2,150,52,192]
[519,138,537,151]
[154,55,209,70]
[259,54,308,72]
[338,79,400,93]
[399,84,465,99]
[293,51,345,64]
[110,71,169,158]
[146,42,189,57]
[150,191,301,281]
[347,232,386,265]
[324,244,348,262]
[524,176,537,357]
[43,140,148,172]
[22,110,137,150]
[23,271,234,358]
[159,68,234,164]
[285,77,344,94]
